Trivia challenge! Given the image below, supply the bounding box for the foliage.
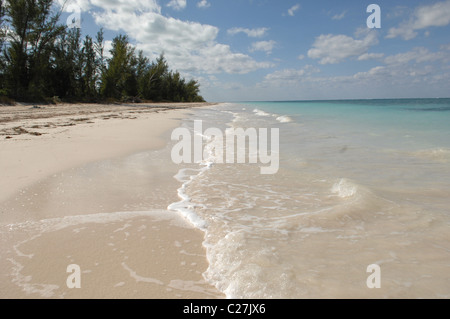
[0,0,205,103]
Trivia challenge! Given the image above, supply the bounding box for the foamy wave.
[3,210,185,233]
[167,126,224,230]
[203,230,300,298]
[253,108,293,124]
[253,109,271,117]
[276,115,293,123]
[168,168,208,230]
[329,179,383,217]
[331,178,358,198]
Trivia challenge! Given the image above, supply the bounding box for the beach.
[2,0,450,302]
[0,102,224,298]
[1,99,449,299]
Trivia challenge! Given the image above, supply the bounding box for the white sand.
[0,102,224,299]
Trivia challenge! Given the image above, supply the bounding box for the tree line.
[0,0,205,104]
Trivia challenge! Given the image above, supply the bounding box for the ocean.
[169,99,450,298]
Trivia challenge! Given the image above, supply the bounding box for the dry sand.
[0,102,224,298]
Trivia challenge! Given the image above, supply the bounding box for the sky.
[56,0,450,102]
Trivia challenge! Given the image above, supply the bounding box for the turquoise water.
[170,99,450,298]
[246,99,450,148]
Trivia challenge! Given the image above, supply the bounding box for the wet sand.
[0,102,224,299]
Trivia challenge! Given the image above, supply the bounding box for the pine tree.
[66,27,82,99]
[146,54,169,101]
[94,28,105,92]
[100,34,137,100]
[135,50,150,101]
[4,0,64,100]
[4,0,32,99]
[185,79,204,102]
[0,0,6,96]
[82,35,97,100]
[0,2,205,103]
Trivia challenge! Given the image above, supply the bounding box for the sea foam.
[331,178,358,198]
[276,115,293,123]
[167,121,224,230]
[253,108,293,123]
[253,109,271,117]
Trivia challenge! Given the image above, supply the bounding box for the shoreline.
[0,102,225,298]
[0,102,215,205]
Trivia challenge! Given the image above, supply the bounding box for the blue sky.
[57,0,450,101]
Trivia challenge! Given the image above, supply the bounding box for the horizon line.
[226,97,450,103]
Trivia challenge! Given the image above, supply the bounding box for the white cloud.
[227,27,269,38]
[258,64,445,99]
[386,6,410,19]
[222,82,244,91]
[263,65,319,86]
[103,40,113,59]
[56,0,162,12]
[441,43,450,51]
[167,0,187,11]
[349,63,440,87]
[55,0,91,11]
[287,4,301,17]
[297,54,305,60]
[307,30,379,64]
[102,12,271,74]
[197,0,210,8]
[357,53,384,61]
[250,40,276,54]
[387,0,450,40]
[79,1,272,75]
[384,47,449,65]
[260,45,450,98]
[413,0,450,28]
[386,27,416,41]
[332,11,347,20]
[352,66,389,81]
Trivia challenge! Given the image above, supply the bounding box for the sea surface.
[169,99,450,298]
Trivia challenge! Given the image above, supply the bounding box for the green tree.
[4,0,64,100]
[50,28,82,100]
[0,0,6,94]
[145,53,169,101]
[135,50,150,100]
[100,34,137,100]
[81,35,97,100]
[0,0,205,104]
[66,27,82,98]
[94,28,105,92]
[185,79,204,102]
